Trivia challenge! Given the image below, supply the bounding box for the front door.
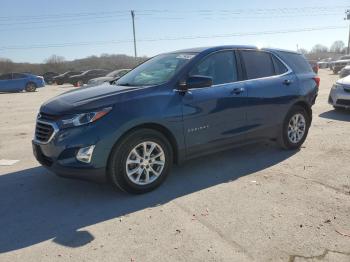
[182,50,248,158]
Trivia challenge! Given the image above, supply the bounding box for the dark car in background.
[332,55,350,74]
[308,60,319,74]
[32,45,319,194]
[42,72,59,84]
[68,69,109,87]
[87,69,131,86]
[53,71,82,85]
[0,73,45,92]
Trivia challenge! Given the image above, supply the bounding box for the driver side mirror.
[179,76,213,90]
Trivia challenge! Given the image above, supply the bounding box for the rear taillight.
[313,76,320,88]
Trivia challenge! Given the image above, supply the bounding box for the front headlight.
[60,107,112,128]
[332,83,342,89]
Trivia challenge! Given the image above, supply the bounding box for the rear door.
[182,50,248,157]
[238,49,297,140]
[12,73,28,91]
[0,73,15,92]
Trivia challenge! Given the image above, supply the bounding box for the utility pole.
[131,10,137,58]
[346,10,350,54]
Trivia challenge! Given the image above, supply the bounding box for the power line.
[0,25,346,51]
[0,5,348,21]
[0,12,343,29]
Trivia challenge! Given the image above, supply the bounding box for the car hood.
[337,75,350,85]
[40,83,140,115]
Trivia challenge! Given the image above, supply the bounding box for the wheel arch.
[108,122,180,165]
[292,101,312,122]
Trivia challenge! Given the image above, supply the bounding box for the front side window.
[241,50,275,80]
[117,53,196,86]
[189,51,237,85]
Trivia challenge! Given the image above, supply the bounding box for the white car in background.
[329,75,350,109]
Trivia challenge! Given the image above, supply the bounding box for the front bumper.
[32,141,106,182]
[328,86,350,108]
[31,119,118,182]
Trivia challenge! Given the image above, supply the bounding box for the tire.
[25,82,37,92]
[278,105,310,150]
[107,129,173,194]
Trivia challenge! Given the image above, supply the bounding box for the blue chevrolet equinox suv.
[32,46,319,194]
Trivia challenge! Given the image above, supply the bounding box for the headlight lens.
[60,107,112,128]
[332,83,342,89]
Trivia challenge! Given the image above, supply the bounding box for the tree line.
[300,40,349,60]
[0,54,147,75]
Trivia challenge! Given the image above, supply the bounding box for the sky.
[0,0,349,63]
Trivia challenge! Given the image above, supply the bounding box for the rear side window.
[0,73,12,80]
[276,52,313,74]
[240,50,275,79]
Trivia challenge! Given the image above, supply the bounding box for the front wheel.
[25,82,37,92]
[278,105,310,150]
[107,129,173,194]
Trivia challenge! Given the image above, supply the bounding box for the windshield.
[116,53,196,86]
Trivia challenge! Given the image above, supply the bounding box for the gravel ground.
[0,70,349,262]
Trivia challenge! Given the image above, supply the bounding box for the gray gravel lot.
[0,70,349,262]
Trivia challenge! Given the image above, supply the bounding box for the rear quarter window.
[276,52,313,74]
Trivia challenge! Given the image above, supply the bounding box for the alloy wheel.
[125,141,165,185]
[287,113,306,144]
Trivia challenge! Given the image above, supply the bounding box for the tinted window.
[272,55,288,75]
[241,50,275,79]
[190,51,237,85]
[276,52,313,74]
[0,73,12,80]
[12,73,27,79]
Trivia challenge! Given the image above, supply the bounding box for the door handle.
[231,87,245,95]
[283,79,293,86]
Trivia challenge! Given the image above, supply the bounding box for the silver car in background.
[339,65,350,79]
[328,75,350,109]
[87,69,130,86]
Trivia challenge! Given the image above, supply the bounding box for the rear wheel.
[25,82,37,92]
[278,105,310,150]
[107,129,173,194]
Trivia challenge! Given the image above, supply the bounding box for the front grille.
[35,121,55,143]
[336,99,350,106]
